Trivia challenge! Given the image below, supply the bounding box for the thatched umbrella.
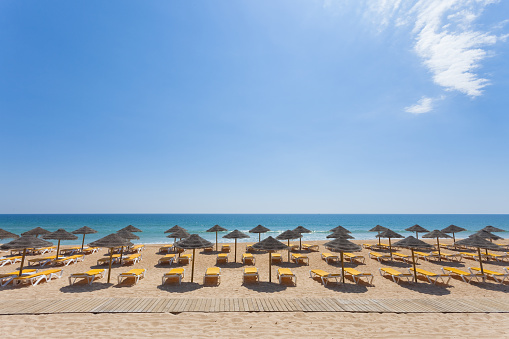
[117,229,140,259]
[119,225,142,233]
[0,236,53,276]
[330,225,351,233]
[43,229,78,258]
[293,226,311,250]
[22,227,51,238]
[164,225,187,234]
[167,228,191,257]
[421,230,451,261]
[89,233,133,283]
[223,230,250,262]
[251,236,288,282]
[323,237,361,284]
[405,224,429,239]
[175,234,213,283]
[276,230,301,261]
[249,225,270,242]
[0,229,19,240]
[376,229,403,259]
[441,225,466,243]
[206,225,228,251]
[481,226,505,233]
[369,225,387,246]
[474,230,503,243]
[393,236,434,283]
[454,235,502,275]
[72,226,97,253]
[326,231,354,239]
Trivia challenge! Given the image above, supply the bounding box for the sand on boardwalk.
[1,239,508,337]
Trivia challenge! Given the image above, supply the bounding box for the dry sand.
[1,239,508,337]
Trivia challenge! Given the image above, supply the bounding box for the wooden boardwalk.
[0,297,508,315]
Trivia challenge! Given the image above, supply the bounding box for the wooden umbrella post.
[411,249,418,283]
[389,238,392,259]
[477,247,484,276]
[216,232,218,252]
[299,236,302,251]
[107,249,113,283]
[18,248,27,277]
[437,238,441,261]
[191,248,196,282]
[81,234,86,253]
[119,247,124,264]
[259,233,261,242]
[340,251,345,284]
[56,240,61,259]
[287,240,290,262]
[378,233,381,246]
[234,239,237,263]
[269,251,272,282]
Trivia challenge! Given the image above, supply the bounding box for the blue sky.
[1,0,508,214]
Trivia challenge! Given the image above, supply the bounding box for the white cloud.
[405,96,434,114]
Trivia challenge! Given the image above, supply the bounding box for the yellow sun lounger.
[203,267,221,285]
[469,267,508,283]
[0,256,22,267]
[158,254,176,265]
[277,268,297,285]
[442,267,485,283]
[309,269,341,285]
[302,243,319,252]
[128,244,145,253]
[291,253,309,265]
[118,268,146,284]
[414,251,440,261]
[321,252,339,263]
[0,269,38,287]
[216,253,228,264]
[31,246,57,255]
[82,247,99,255]
[369,252,391,262]
[54,254,85,266]
[28,255,58,267]
[69,269,105,285]
[271,253,282,263]
[243,267,259,283]
[221,244,231,253]
[392,252,413,263]
[203,246,213,252]
[122,253,142,265]
[162,268,185,285]
[159,244,174,253]
[59,246,82,255]
[342,268,373,284]
[242,253,255,265]
[12,268,63,286]
[410,268,451,285]
[97,254,121,265]
[432,251,462,261]
[178,253,193,265]
[344,253,366,263]
[379,267,413,283]
[487,252,509,262]
[460,252,488,262]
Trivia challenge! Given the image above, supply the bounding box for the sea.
[0,214,507,246]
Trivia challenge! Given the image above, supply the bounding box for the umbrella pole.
[452,233,456,245]
[119,246,124,265]
[259,233,261,242]
[287,240,290,262]
[477,247,484,276]
[437,238,441,261]
[107,249,113,283]
[191,248,195,283]
[269,251,272,282]
[235,239,237,263]
[389,238,392,260]
[378,232,381,246]
[411,249,417,283]
[18,248,27,276]
[341,251,345,284]
[416,232,418,239]
[216,232,218,252]
[299,236,302,251]
[81,234,86,253]
[56,240,61,259]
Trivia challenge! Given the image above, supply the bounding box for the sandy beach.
[1,239,508,337]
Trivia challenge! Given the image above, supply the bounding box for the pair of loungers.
[379,267,451,284]
[97,253,142,266]
[5,268,64,286]
[68,269,146,285]
[0,256,22,267]
[309,268,373,285]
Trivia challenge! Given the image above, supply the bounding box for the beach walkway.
[1,297,508,314]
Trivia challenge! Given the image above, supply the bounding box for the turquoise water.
[0,214,507,246]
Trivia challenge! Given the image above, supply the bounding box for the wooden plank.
[219,298,225,312]
[255,298,264,311]
[142,298,160,313]
[170,298,184,313]
[246,298,253,312]
[162,298,179,313]
[133,298,153,312]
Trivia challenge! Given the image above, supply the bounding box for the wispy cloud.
[405,96,434,114]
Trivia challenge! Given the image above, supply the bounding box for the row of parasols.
[0,224,505,285]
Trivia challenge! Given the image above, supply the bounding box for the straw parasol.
[119,225,142,233]
[369,225,387,246]
[441,225,466,243]
[89,233,133,283]
[454,235,502,275]
[293,226,311,250]
[164,225,187,234]
[330,225,351,233]
[377,229,403,259]
[421,230,451,261]
[223,230,250,262]
[249,225,271,242]
[0,236,53,276]
[480,225,505,233]
[474,230,503,242]
[72,226,97,253]
[251,236,288,282]
[206,225,228,251]
[117,229,140,259]
[326,231,354,239]
[393,236,434,283]
[22,227,51,238]
[175,234,213,283]
[405,225,429,239]
[167,228,190,242]
[43,229,78,259]
[276,230,302,261]
[0,229,19,240]
[323,237,361,284]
